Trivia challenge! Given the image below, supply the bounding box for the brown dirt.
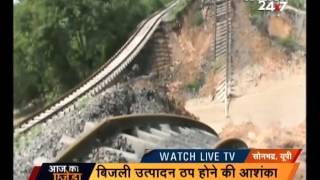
[166,1,214,104]
[186,62,306,180]
[268,15,292,39]
[219,121,306,180]
[199,70,217,97]
[185,62,305,131]
[232,0,290,73]
[183,1,306,179]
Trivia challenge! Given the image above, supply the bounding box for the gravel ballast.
[14,77,189,180]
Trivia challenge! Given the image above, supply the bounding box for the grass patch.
[192,9,204,26]
[274,36,302,52]
[250,14,265,30]
[186,74,205,93]
[247,0,261,16]
[15,124,41,151]
[211,57,225,73]
[163,0,175,7]
[165,0,193,22]
[246,1,268,32]
[288,0,305,10]
[77,95,90,109]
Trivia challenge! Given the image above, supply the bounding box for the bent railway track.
[14,1,179,136]
[53,114,247,163]
[14,1,248,178]
[212,0,233,117]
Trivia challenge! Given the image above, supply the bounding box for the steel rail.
[52,113,247,162]
[14,0,179,136]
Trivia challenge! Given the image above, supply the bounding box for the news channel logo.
[244,0,288,14]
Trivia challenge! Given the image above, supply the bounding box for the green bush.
[14,0,173,109]
[211,57,224,73]
[247,1,267,32]
[250,14,264,27]
[288,0,305,9]
[274,36,301,52]
[15,124,41,150]
[166,0,192,21]
[247,0,260,16]
[186,75,205,93]
[192,10,204,26]
[78,95,90,109]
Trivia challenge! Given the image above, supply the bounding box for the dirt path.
[185,66,306,179]
[185,68,305,133]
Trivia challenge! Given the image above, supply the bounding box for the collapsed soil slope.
[184,1,306,179]
[166,0,214,104]
[185,64,305,133]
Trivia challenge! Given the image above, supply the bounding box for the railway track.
[52,114,247,163]
[14,1,179,137]
[14,2,248,178]
[212,0,234,117]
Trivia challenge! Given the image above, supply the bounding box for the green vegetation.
[211,57,225,74]
[14,124,41,150]
[192,9,204,26]
[165,0,192,22]
[77,95,90,109]
[288,0,305,10]
[186,74,205,93]
[247,1,267,32]
[247,0,261,16]
[274,36,302,52]
[14,0,172,109]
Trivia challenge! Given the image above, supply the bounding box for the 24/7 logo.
[258,0,288,12]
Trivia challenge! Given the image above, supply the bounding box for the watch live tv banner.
[29,149,301,180]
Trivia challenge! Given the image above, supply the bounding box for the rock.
[83,122,97,132]
[59,135,75,145]
[14,77,188,179]
[33,157,49,166]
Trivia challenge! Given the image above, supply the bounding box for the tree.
[14,0,171,109]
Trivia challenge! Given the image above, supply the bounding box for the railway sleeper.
[159,124,180,136]
[216,49,227,56]
[215,48,227,56]
[216,3,227,9]
[216,20,231,26]
[216,83,226,93]
[174,128,217,148]
[214,40,227,48]
[185,127,219,144]
[115,133,157,158]
[216,34,228,41]
[149,127,171,138]
[216,24,228,34]
[215,44,228,52]
[134,128,165,143]
[214,93,225,103]
[216,28,228,35]
[216,8,227,15]
[216,0,228,5]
